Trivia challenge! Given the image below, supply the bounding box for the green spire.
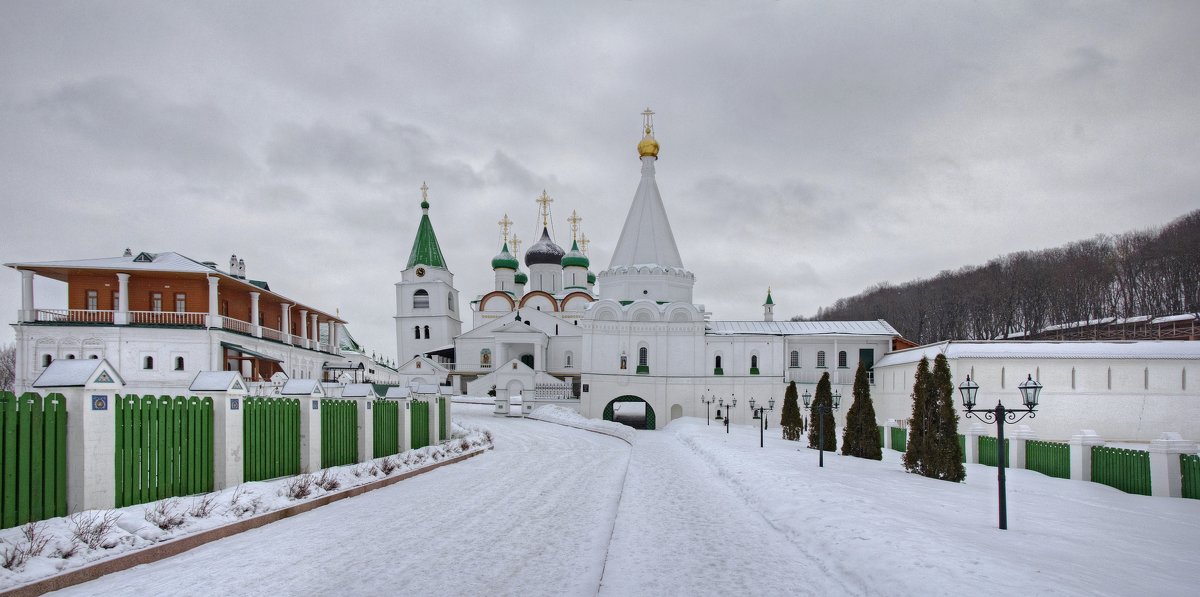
[765,288,774,305]
[406,186,447,270]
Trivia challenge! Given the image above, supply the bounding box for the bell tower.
[395,183,462,362]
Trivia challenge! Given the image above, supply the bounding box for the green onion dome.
[514,270,528,285]
[560,239,589,269]
[491,243,519,270]
[587,271,596,285]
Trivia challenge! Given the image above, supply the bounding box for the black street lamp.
[700,391,716,426]
[802,389,841,467]
[748,397,776,448]
[715,395,737,433]
[959,374,1042,530]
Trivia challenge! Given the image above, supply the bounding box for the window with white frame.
[817,351,826,368]
[789,350,799,368]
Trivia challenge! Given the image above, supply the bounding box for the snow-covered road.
[54,405,631,596]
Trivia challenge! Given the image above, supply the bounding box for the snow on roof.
[189,371,245,392]
[5,251,221,276]
[706,320,899,337]
[608,157,685,270]
[281,379,322,395]
[384,387,411,399]
[341,383,375,398]
[415,384,440,395]
[32,359,121,388]
[875,340,1200,368]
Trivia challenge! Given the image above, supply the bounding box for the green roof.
[765,289,774,305]
[407,205,448,270]
[560,240,590,269]
[491,243,519,270]
[587,271,596,284]
[514,271,528,284]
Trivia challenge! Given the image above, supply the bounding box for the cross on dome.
[578,233,590,256]
[498,213,513,244]
[568,210,582,241]
[536,190,554,228]
[419,181,430,210]
[510,234,522,257]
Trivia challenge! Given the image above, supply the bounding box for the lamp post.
[700,391,716,426]
[715,395,737,433]
[959,374,1042,530]
[748,397,776,448]
[803,389,841,467]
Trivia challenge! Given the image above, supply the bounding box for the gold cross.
[567,210,582,241]
[498,213,513,244]
[642,107,655,136]
[420,181,429,201]
[536,190,553,228]
[510,234,522,256]
[578,233,590,256]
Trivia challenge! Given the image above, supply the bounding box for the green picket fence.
[1181,454,1200,500]
[878,425,884,448]
[320,399,358,468]
[439,397,449,440]
[243,397,300,482]
[958,434,965,463]
[978,436,1010,468]
[411,400,430,449]
[1026,440,1070,479]
[115,394,213,508]
[890,427,906,452]
[1092,446,1151,496]
[1,392,68,529]
[373,400,400,458]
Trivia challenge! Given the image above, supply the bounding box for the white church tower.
[597,108,696,303]
[764,288,775,322]
[395,183,462,361]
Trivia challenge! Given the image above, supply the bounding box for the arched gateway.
[602,395,656,430]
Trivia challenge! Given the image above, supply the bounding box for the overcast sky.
[2,1,1198,360]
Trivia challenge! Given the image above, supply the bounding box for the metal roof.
[705,320,899,337]
[875,340,1200,368]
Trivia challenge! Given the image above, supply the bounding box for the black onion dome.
[524,227,565,267]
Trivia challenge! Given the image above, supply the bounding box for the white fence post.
[357,399,374,463]
[398,398,411,452]
[429,397,441,444]
[884,419,896,450]
[299,398,322,472]
[1069,430,1104,482]
[1009,425,1036,470]
[210,393,245,490]
[1148,432,1197,498]
[964,423,985,465]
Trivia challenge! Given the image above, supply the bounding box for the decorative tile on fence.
[411,400,430,449]
[1026,440,1070,479]
[320,399,358,468]
[1,391,67,529]
[244,397,300,482]
[1091,445,1151,496]
[373,400,400,458]
[115,394,213,508]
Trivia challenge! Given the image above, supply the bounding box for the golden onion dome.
[637,126,659,158]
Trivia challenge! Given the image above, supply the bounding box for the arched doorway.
[602,395,656,430]
[670,404,683,421]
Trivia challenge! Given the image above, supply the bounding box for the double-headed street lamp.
[700,391,716,426]
[714,395,737,433]
[959,373,1043,530]
[802,389,841,467]
[748,397,776,448]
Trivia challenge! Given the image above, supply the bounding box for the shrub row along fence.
[1026,440,1070,479]
[411,400,430,449]
[1182,454,1200,500]
[115,395,213,508]
[373,400,400,458]
[243,397,301,482]
[978,436,1011,468]
[321,399,358,469]
[1,392,68,529]
[1091,446,1151,496]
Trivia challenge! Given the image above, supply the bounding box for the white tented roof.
[32,359,123,388]
[416,384,440,395]
[875,340,1200,368]
[706,320,899,337]
[341,383,375,398]
[608,158,685,270]
[384,387,411,399]
[281,379,322,396]
[189,371,246,392]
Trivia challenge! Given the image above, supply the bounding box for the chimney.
[123,248,133,257]
[230,254,238,277]
[238,258,246,278]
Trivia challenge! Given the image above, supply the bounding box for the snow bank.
[527,405,635,443]
[452,395,496,405]
[0,426,494,591]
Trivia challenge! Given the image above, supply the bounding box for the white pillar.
[357,399,373,463]
[210,392,245,490]
[20,270,35,322]
[398,398,412,452]
[1069,430,1105,482]
[62,388,118,511]
[429,397,442,443]
[331,323,339,354]
[1008,425,1036,469]
[249,291,261,338]
[280,303,291,342]
[207,276,220,328]
[298,397,322,472]
[964,422,986,465]
[299,309,309,344]
[1149,432,1197,498]
[114,273,130,325]
[310,313,319,349]
[884,418,896,450]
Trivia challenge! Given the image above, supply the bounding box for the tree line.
[800,209,1200,345]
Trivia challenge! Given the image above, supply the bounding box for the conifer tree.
[806,372,837,451]
[930,354,966,481]
[842,361,883,460]
[902,356,932,474]
[780,381,803,441]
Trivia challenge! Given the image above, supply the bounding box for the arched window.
[175,356,185,371]
[413,326,421,339]
[715,355,722,369]
[838,351,847,368]
[448,294,454,311]
[413,289,429,309]
[480,349,492,368]
[790,351,799,368]
[42,354,52,367]
[751,354,759,369]
[423,325,431,339]
[638,347,648,367]
[65,354,75,360]
[89,354,98,359]
[620,354,627,370]
[565,352,573,368]
[817,351,826,368]
[144,356,154,370]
